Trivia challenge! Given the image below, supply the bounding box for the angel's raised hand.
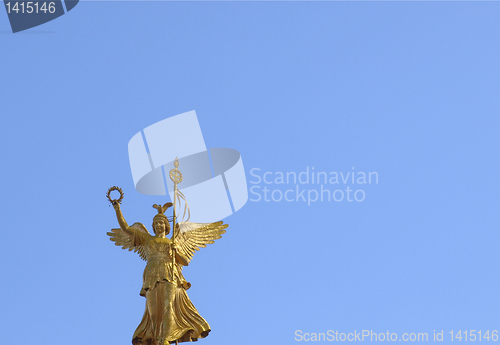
[112,200,121,210]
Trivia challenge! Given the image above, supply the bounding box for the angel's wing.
[175,221,228,264]
[107,222,151,261]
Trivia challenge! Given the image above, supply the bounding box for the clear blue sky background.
[1,2,499,344]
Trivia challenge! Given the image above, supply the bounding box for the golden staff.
[169,157,183,284]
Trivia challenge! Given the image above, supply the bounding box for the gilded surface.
[107,159,228,344]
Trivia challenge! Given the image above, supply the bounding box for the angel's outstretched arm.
[113,202,134,236]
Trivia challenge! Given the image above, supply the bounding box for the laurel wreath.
[106,186,124,204]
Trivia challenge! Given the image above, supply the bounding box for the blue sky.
[1,2,499,344]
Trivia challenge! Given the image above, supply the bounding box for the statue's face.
[153,219,168,235]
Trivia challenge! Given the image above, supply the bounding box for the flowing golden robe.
[130,230,210,344]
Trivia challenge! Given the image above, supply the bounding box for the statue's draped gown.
[130,230,210,344]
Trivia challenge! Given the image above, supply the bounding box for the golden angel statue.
[106,159,228,345]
